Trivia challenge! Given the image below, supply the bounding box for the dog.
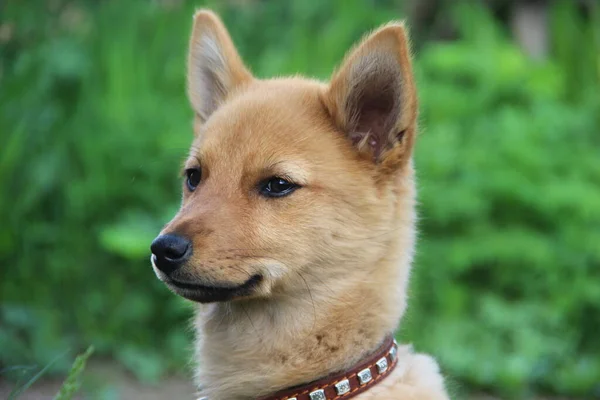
[150,9,450,400]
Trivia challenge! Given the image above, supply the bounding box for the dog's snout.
[151,234,192,274]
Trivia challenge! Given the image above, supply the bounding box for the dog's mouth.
[164,274,263,303]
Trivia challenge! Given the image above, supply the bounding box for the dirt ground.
[0,378,196,400]
[0,377,196,400]
[0,360,197,400]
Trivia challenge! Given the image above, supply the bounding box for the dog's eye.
[259,177,298,198]
[185,168,202,191]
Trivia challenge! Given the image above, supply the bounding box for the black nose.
[151,234,192,274]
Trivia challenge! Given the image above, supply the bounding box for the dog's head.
[151,10,418,303]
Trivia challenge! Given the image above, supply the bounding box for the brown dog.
[151,9,450,400]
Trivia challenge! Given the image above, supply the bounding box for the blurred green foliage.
[1,0,599,398]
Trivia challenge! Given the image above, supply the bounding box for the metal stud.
[287,398,297,400]
[376,357,388,374]
[309,389,326,400]
[335,379,351,395]
[357,368,373,385]
[389,344,398,362]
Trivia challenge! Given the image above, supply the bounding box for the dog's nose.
[151,234,192,274]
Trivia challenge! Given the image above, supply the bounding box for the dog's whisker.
[295,270,317,336]
[238,302,271,353]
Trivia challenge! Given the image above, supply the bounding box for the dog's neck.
[194,176,415,400]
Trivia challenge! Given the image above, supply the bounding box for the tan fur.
[156,9,450,400]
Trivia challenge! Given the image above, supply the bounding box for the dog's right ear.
[187,10,253,123]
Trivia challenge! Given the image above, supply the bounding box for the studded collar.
[197,336,398,400]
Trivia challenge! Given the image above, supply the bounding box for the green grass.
[6,347,93,400]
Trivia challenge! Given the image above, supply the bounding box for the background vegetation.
[1,0,599,398]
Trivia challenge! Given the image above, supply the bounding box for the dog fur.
[153,9,450,400]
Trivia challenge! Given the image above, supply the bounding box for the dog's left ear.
[325,23,417,167]
[187,10,253,123]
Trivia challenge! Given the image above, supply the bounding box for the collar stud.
[308,389,326,400]
[335,379,351,395]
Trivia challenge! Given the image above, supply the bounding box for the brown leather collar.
[257,336,398,400]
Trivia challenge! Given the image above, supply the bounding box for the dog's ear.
[187,10,253,122]
[325,23,417,167]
